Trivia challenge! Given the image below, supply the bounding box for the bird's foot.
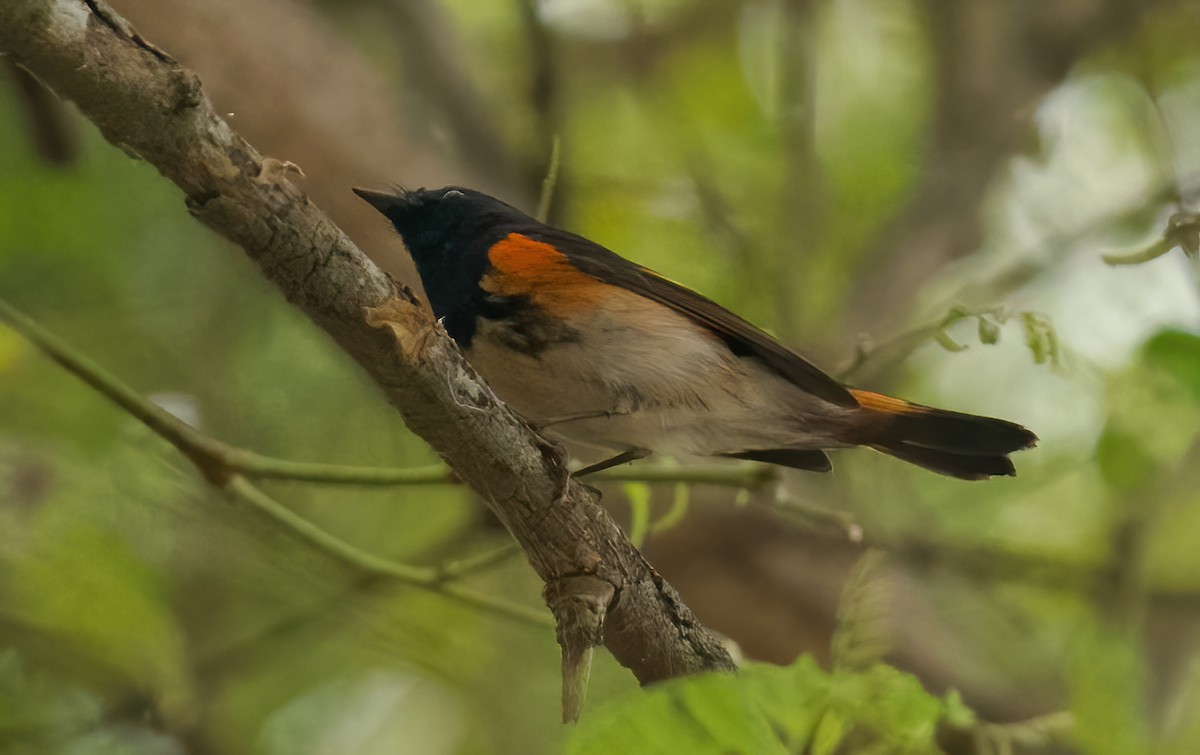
[572,448,651,477]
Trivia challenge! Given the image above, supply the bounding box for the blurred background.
[2,0,1200,752]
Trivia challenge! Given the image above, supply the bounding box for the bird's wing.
[525,228,856,407]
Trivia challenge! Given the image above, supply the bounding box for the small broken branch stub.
[546,575,615,723]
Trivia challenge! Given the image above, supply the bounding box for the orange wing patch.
[850,389,926,415]
[484,233,610,314]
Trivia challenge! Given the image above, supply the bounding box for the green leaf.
[941,690,977,731]
[621,483,652,548]
[259,671,465,755]
[1141,329,1200,401]
[650,482,691,534]
[0,648,101,749]
[1020,312,1059,368]
[3,514,192,718]
[568,665,793,755]
[831,551,891,671]
[1095,423,1157,492]
[811,710,847,755]
[568,657,955,755]
[0,651,180,754]
[1067,627,1150,755]
[933,329,967,353]
[976,315,1002,345]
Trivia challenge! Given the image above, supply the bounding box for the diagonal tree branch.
[0,0,735,718]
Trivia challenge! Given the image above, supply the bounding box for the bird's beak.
[352,187,399,214]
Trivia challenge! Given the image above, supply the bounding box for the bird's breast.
[459,283,851,458]
[463,281,739,419]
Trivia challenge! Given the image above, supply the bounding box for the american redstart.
[354,186,1036,480]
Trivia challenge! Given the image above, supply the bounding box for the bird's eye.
[443,190,464,199]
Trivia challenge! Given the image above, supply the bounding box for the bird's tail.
[849,389,1037,480]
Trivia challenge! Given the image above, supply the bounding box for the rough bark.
[0,0,734,698]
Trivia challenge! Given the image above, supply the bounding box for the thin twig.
[843,179,1182,383]
[536,135,562,223]
[198,540,539,678]
[207,451,774,489]
[223,451,776,489]
[772,488,863,543]
[837,305,999,382]
[1103,209,1199,266]
[775,0,824,343]
[0,298,549,627]
[0,296,776,490]
[8,299,1198,614]
[220,453,451,485]
[597,462,777,488]
[226,476,551,626]
[1102,235,1177,266]
[0,298,213,471]
[649,482,691,535]
[11,293,1200,686]
[433,542,524,581]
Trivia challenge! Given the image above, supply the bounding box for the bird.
[353,185,1037,480]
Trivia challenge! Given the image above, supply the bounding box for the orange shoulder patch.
[850,389,925,415]
[484,233,609,313]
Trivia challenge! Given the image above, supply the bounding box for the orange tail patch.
[849,389,927,415]
[849,388,1037,479]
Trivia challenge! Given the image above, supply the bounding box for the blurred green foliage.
[568,657,971,754]
[3,0,1200,753]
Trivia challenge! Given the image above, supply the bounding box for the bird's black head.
[353,185,534,268]
[353,185,540,339]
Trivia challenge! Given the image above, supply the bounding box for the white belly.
[464,295,851,460]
